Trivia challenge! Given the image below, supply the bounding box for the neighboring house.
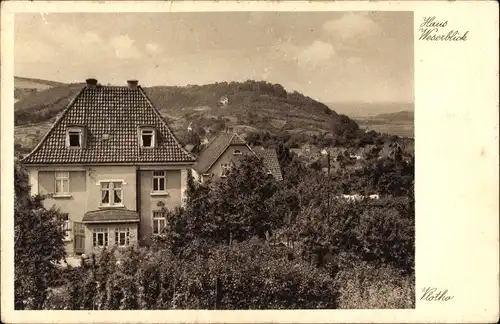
[20,78,196,256]
[192,132,283,182]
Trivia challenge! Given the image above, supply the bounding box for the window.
[92,228,109,248]
[114,228,130,247]
[233,150,242,156]
[55,172,70,195]
[140,128,155,148]
[66,128,83,148]
[101,182,123,206]
[152,171,167,192]
[59,213,71,241]
[220,163,230,177]
[152,210,166,235]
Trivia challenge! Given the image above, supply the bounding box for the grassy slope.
[14,76,66,89]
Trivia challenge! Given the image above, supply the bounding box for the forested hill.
[15,79,362,146]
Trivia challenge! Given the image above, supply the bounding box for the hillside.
[326,102,414,118]
[353,109,414,139]
[14,76,67,103]
[14,79,360,153]
[374,110,414,122]
[15,76,66,89]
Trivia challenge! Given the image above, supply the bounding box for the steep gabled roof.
[193,132,283,181]
[193,132,251,173]
[252,146,283,181]
[21,84,196,164]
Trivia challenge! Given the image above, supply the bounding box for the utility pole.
[327,149,331,216]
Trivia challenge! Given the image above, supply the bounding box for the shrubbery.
[48,241,338,310]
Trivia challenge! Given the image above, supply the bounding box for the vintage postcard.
[1,1,498,323]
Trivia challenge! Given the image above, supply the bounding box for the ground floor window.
[152,210,166,235]
[58,213,71,241]
[115,227,130,247]
[92,228,109,248]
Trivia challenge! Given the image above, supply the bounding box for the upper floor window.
[101,181,123,206]
[152,170,167,193]
[139,127,155,148]
[66,127,84,148]
[55,171,70,195]
[221,163,230,178]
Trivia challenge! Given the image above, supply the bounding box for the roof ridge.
[20,85,86,163]
[138,87,196,161]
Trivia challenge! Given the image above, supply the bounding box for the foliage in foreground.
[47,242,339,310]
[14,161,67,310]
[15,138,415,310]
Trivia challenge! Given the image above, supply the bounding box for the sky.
[14,12,414,103]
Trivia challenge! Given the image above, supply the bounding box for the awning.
[82,209,140,224]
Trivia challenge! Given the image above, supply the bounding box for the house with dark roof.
[21,78,196,255]
[192,131,283,182]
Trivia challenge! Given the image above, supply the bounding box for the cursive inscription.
[420,287,454,301]
[421,16,448,28]
[419,16,469,42]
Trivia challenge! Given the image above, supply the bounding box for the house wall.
[37,170,87,255]
[84,223,138,255]
[206,144,251,179]
[27,164,188,253]
[139,169,182,245]
[85,166,137,211]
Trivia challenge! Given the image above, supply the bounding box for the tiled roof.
[82,209,140,223]
[253,146,283,181]
[21,85,196,164]
[193,132,250,173]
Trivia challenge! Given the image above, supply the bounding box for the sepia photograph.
[2,0,499,322]
[11,10,416,311]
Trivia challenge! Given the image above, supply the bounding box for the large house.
[192,132,283,182]
[21,79,196,256]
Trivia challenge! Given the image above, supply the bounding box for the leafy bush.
[49,242,339,310]
[334,257,414,309]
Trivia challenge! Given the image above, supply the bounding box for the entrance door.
[73,222,85,254]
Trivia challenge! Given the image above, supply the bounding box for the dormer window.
[139,127,155,148]
[66,127,84,148]
[233,150,242,156]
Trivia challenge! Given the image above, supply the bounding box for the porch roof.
[82,208,140,224]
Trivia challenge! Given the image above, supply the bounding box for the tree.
[161,155,284,258]
[14,161,67,309]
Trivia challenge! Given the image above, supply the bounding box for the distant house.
[219,96,229,107]
[20,78,196,256]
[192,132,283,182]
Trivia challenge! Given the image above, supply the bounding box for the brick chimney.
[127,80,139,89]
[86,78,98,88]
